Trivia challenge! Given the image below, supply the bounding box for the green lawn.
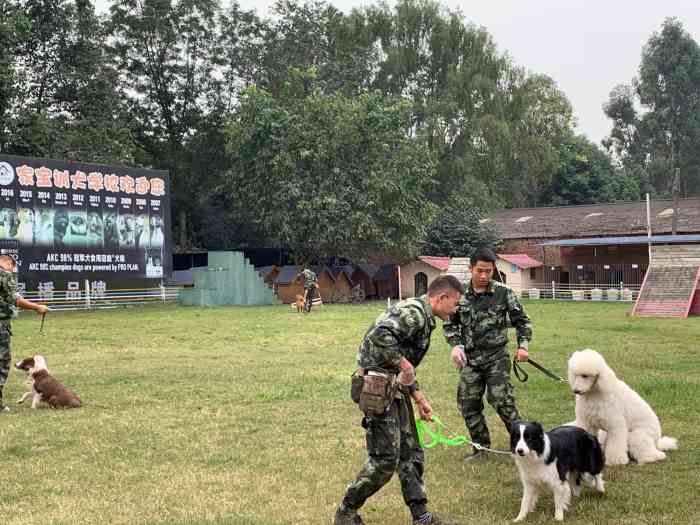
[0,301,698,525]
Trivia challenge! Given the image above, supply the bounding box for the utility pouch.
[359,369,397,416]
[350,369,364,404]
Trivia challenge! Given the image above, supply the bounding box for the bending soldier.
[335,276,464,525]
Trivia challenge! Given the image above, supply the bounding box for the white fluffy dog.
[568,349,678,466]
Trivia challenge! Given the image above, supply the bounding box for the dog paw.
[606,454,629,466]
[554,511,564,521]
[513,515,526,523]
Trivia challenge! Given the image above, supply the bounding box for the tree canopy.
[3,0,690,262]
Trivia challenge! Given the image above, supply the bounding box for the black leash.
[513,356,567,383]
[39,313,46,335]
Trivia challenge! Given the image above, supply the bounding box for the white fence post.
[551,280,556,300]
[85,279,91,309]
[161,282,166,303]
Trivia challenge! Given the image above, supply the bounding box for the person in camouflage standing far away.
[443,248,532,460]
[335,275,465,525]
[296,266,318,313]
[0,253,49,412]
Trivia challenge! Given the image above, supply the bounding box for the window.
[511,263,518,273]
[530,268,536,280]
[415,272,428,296]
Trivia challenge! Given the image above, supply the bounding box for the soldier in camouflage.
[297,267,318,312]
[0,254,49,412]
[443,249,532,459]
[335,275,465,525]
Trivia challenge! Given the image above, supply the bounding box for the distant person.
[296,267,318,313]
[0,254,49,412]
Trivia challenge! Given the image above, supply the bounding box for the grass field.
[0,301,698,525]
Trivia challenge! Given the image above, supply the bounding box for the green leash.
[415,416,471,449]
[415,416,512,455]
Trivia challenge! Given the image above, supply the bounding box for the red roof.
[497,254,543,270]
[418,256,451,271]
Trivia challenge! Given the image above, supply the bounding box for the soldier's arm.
[368,306,423,369]
[442,310,463,348]
[16,296,49,315]
[506,289,532,349]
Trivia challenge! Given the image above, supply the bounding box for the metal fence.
[515,282,642,302]
[19,280,182,311]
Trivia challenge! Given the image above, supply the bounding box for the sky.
[94,0,700,145]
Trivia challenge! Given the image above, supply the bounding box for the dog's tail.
[657,436,678,451]
[584,431,606,474]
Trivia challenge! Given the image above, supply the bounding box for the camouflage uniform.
[300,269,318,311]
[0,269,19,406]
[340,296,435,521]
[300,269,318,290]
[443,280,532,449]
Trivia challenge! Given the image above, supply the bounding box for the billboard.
[0,154,171,296]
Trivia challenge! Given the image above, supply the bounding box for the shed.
[275,266,305,303]
[330,268,355,302]
[399,256,450,298]
[374,264,398,299]
[496,254,543,296]
[352,264,379,298]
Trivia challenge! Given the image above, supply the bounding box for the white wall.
[399,261,444,298]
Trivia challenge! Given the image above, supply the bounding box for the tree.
[0,0,27,151]
[542,135,640,206]
[604,18,700,197]
[2,0,136,162]
[222,0,377,98]
[363,0,580,208]
[422,195,500,257]
[108,0,224,248]
[224,71,437,263]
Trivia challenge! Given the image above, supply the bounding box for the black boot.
[334,504,365,525]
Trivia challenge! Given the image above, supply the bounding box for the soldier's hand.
[36,304,49,316]
[451,345,466,369]
[416,398,433,421]
[418,399,432,421]
[515,348,529,362]
[412,391,432,421]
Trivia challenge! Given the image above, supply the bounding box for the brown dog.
[294,294,306,313]
[15,355,82,409]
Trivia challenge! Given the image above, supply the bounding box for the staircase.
[632,245,700,318]
[447,257,470,286]
[179,251,274,306]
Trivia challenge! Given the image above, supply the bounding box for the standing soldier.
[0,253,49,412]
[297,267,318,312]
[443,248,532,460]
[335,275,464,525]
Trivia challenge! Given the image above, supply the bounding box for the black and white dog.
[510,421,605,522]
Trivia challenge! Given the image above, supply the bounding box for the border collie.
[510,421,605,522]
[15,355,82,409]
